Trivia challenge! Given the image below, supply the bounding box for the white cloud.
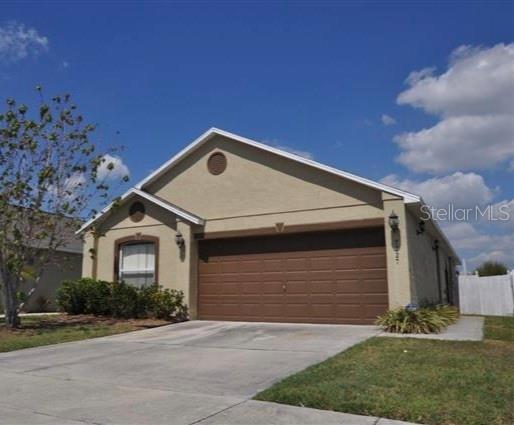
[0,21,48,63]
[398,43,514,116]
[97,154,130,181]
[381,114,396,126]
[47,173,86,201]
[443,222,514,269]
[395,43,514,173]
[380,172,495,209]
[487,198,514,229]
[405,67,436,86]
[395,115,514,173]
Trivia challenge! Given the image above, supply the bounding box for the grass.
[484,315,514,342]
[0,314,171,353]
[256,316,514,425]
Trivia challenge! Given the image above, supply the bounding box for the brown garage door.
[198,227,388,325]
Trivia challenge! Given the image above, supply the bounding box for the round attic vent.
[207,152,227,175]
[129,201,145,222]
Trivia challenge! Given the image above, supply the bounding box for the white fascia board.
[135,127,421,204]
[76,188,204,235]
[131,189,204,225]
[76,187,135,235]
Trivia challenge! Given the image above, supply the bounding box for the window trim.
[114,235,159,283]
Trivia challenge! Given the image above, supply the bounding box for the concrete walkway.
[378,316,484,341]
[0,312,60,319]
[0,320,418,424]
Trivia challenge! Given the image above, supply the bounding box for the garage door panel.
[334,270,362,280]
[238,272,261,282]
[199,261,221,274]
[334,294,362,304]
[334,304,362,318]
[358,269,387,280]
[286,294,310,304]
[364,304,388,319]
[360,253,387,268]
[260,304,284,316]
[334,256,360,269]
[310,257,333,270]
[309,294,334,304]
[261,282,284,293]
[221,261,241,273]
[286,281,308,293]
[262,259,283,271]
[362,279,388,293]
[286,258,308,271]
[198,228,388,325]
[307,270,335,281]
[261,295,284,305]
[310,281,333,294]
[334,280,361,293]
[240,303,263,316]
[241,282,261,294]
[361,293,388,304]
[311,304,335,318]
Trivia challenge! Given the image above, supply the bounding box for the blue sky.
[1,1,513,268]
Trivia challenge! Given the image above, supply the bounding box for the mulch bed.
[2,314,171,335]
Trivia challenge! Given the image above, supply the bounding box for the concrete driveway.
[0,320,387,424]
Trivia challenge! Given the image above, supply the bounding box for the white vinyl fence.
[459,272,514,316]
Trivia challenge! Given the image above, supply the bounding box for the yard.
[0,314,171,353]
[255,316,514,425]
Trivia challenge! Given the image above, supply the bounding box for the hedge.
[57,278,188,321]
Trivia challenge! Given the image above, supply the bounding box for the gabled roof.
[135,127,422,204]
[77,188,204,234]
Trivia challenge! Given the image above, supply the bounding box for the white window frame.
[118,241,156,286]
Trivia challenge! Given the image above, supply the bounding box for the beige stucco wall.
[82,199,198,313]
[148,135,384,227]
[406,207,458,306]
[382,196,412,307]
[406,210,440,304]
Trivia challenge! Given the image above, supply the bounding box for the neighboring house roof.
[77,188,204,234]
[136,128,422,204]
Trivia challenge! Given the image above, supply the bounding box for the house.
[0,216,83,313]
[78,128,459,324]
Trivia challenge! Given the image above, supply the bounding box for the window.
[118,242,155,287]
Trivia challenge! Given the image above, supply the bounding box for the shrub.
[57,279,188,321]
[57,278,111,315]
[150,287,188,321]
[376,305,459,334]
[475,261,509,277]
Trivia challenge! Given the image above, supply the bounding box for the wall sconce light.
[388,211,399,231]
[175,231,185,248]
[416,220,426,235]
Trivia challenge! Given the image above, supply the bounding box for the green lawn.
[0,314,170,353]
[484,315,514,342]
[255,316,514,425]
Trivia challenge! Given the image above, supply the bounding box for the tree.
[475,261,509,277]
[0,88,128,328]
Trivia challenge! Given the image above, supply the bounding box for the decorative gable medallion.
[207,152,227,175]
